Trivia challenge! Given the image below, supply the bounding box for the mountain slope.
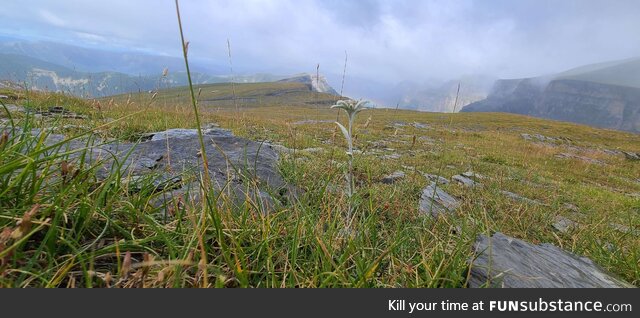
[0,53,339,98]
[462,58,640,133]
[0,40,225,75]
[278,74,339,95]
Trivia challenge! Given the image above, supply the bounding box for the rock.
[553,216,578,233]
[23,127,292,213]
[562,203,580,212]
[292,119,333,125]
[381,171,405,184]
[521,133,561,143]
[418,136,435,143]
[380,153,401,160]
[501,190,543,205]
[452,174,480,188]
[368,140,388,148]
[148,128,232,141]
[609,223,639,236]
[202,123,220,129]
[0,94,8,99]
[622,151,640,161]
[602,149,623,156]
[421,173,449,185]
[462,171,485,180]
[301,147,324,154]
[555,152,604,165]
[2,104,24,113]
[418,182,460,217]
[411,122,430,129]
[469,232,634,288]
[263,142,294,155]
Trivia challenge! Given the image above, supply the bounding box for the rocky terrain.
[1,81,638,288]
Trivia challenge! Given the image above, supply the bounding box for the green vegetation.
[0,79,638,287]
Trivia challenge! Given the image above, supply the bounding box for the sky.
[1,0,640,85]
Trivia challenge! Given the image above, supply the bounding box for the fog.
[1,0,640,104]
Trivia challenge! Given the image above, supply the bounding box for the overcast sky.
[1,0,640,83]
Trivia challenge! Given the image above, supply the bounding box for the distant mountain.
[462,58,640,133]
[0,53,338,98]
[0,40,225,75]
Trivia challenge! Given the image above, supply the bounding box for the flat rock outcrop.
[17,126,292,213]
[469,232,634,288]
[418,182,460,217]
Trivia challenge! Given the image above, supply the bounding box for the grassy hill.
[1,82,638,287]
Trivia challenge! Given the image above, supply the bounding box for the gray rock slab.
[381,170,406,184]
[501,190,543,205]
[623,151,640,161]
[462,171,485,180]
[20,126,292,213]
[380,153,401,160]
[420,173,450,185]
[469,232,634,288]
[418,182,460,217]
[452,174,480,187]
[555,152,604,165]
[552,216,578,233]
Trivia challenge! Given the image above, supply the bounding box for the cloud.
[1,0,640,88]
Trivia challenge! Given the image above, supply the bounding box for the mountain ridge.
[462,57,640,133]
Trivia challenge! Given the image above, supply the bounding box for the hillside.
[0,40,225,75]
[462,58,640,133]
[1,82,638,287]
[0,52,339,99]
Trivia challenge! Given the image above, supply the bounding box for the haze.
[1,0,640,103]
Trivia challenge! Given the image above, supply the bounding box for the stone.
[469,232,634,288]
[0,94,8,99]
[462,171,485,180]
[263,142,294,155]
[411,122,430,129]
[521,133,556,142]
[602,149,622,156]
[368,140,388,148]
[380,153,401,160]
[418,136,435,143]
[301,147,324,154]
[553,216,578,233]
[2,104,24,113]
[609,223,639,236]
[501,190,543,205]
[555,153,604,165]
[292,119,333,125]
[148,128,232,141]
[21,126,292,213]
[622,151,640,161]
[418,182,460,218]
[562,203,580,212]
[381,171,405,184]
[420,173,449,185]
[452,174,480,188]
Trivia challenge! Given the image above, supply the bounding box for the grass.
[0,78,638,287]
